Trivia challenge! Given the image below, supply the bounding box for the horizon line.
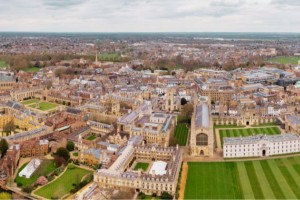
[0,31,300,34]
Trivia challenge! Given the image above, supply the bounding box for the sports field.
[265,56,300,65]
[184,156,300,199]
[34,164,92,199]
[174,123,189,146]
[134,162,149,171]
[219,127,280,147]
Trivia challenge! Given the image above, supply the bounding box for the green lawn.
[73,152,78,157]
[265,56,300,65]
[99,53,122,62]
[29,102,58,111]
[21,99,40,105]
[214,125,245,129]
[34,164,92,199]
[0,60,8,68]
[15,160,57,187]
[251,122,278,127]
[134,162,149,171]
[219,127,280,147]
[185,157,300,199]
[23,66,40,72]
[86,135,96,141]
[174,123,189,146]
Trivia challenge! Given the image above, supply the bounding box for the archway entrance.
[246,121,250,126]
[200,150,204,156]
[262,150,266,156]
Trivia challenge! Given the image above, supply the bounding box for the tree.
[0,139,9,158]
[3,120,15,134]
[55,147,70,161]
[66,141,75,151]
[161,192,173,200]
[180,103,194,123]
[180,98,188,106]
[0,192,11,200]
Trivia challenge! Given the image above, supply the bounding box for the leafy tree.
[0,192,11,200]
[180,103,194,123]
[161,192,173,200]
[3,120,15,134]
[55,147,70,161]
[66,141,75,151]
[0,139,9,158]
[180,98,188,106]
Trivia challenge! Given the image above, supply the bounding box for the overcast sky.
[0,0,299,32]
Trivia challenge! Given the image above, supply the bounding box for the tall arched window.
[196,133,208,146]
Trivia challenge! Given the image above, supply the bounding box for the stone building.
[94,137,182,196]
[224,134,300,158]
[190,96,214,157]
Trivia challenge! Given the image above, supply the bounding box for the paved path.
[178,162,188,200]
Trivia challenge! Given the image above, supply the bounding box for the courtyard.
[184,156,300,199]
[22,99,58,111]
[174,123,189,146]
[134,162,149,172]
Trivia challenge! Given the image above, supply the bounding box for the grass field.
[184,157,300,199]
[15,160,57,187]
[34,164,92,199]
[134,162,149,171]
[29,102,58,111]
[265,56,300,65]
[86,135,96,141]
[174,123,189,146]
[23,66,40,72]
[219,127,280,147]
[0,60,8,68]
[21,99,40,105]
[251,122,278,127]
[99,53,122,62]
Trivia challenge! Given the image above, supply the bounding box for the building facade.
[223,134,300,158]
[190,97,214,157]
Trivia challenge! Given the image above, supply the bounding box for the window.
[196,133,208,146]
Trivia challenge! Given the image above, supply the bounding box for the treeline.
[0,53,96,71]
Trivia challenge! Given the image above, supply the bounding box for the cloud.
[271,0,300,6]
[0,0,299,32]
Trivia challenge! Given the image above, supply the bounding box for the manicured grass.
[86,135,96,141]
[184,162,242,199]
[174,123,189,146]
[15,160,57,187]
[214,125,245,129]
[219,127,280,147]
[134,162,149,171]
[29,102,58,111]
[72,152,78,157]
[184,157,300,199]
[21,99,40,105]
[23,66,40,72]
[34,164,92,199]
[265,56,300,65]
[251,122,278,127]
